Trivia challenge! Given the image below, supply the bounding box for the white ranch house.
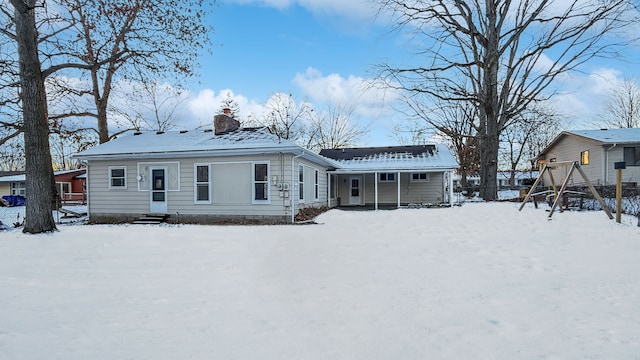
[74,120,458,223]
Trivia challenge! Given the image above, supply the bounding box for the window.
[109,166,127,189]
[624,146,640,166]
[580,150,590,165]
[298,165,304,202]
[411,173,430,182]
[379,173,396,182]
[10,181,25,196]
[253,162,269,203]
[194,164,211,203]
[314,169,319,201]
[55,182,71,199]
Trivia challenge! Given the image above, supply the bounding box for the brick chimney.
[214,109,240,135]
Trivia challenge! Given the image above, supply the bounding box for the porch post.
[374,172,378,210]
[397,171,401,208]
[327,173,331,207]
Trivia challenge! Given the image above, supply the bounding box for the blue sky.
[177,0,640,146]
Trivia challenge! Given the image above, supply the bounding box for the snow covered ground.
[1,202,639,359]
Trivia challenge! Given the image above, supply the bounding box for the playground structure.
[519,161,613,220]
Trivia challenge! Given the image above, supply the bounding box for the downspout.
[291,151,304,223]
[449,170,454,207]
[81,160,90,217]
[327,172,331,208]
[604,144,617,185]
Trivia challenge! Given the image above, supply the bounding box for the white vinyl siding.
[87,154,331,221]
[108,166,127,189]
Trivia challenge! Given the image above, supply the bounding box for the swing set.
[518,161,613,220]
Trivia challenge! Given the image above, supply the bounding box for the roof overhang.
[73,146,340,169]
[329,167,458,174]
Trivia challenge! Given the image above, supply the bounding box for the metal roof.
[320,144,459,173]
[73,128,339,168]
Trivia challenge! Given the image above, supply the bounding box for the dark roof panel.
[320,145,437,161]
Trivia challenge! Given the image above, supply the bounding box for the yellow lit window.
[581,150,589,165]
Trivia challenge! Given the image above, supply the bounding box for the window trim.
[378,173,396,182]
[298,164,305,203]
[410,173,430,183]
[10,181,26,196]
[194,163,211,204]
[252,161,270,204]
[314,169,319,201]
[108,166,127,189]
[624,146,640,167]
[580,150,590,165]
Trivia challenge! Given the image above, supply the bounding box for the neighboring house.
[536,128,640,186]
[0,170,86,202]
[0,171,26,197]
[73,116,460,223]
[496,170,539,189]
[320,145,459,209]
[452,171,539,191]
[54,169,87,203]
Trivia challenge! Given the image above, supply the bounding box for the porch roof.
[321,144,459,174]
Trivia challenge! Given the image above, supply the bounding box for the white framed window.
[194,164,211,204]
[55,182,72,199]
[253,162,270,203]
[314,169,319,201]
[624,146,640,166]
[10,181,26,196]
[298,165,305,202]
[379,173,396,182]
[410,173,430,182]
[109,166,127,189]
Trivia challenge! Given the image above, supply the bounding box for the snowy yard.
[1,202,639,359]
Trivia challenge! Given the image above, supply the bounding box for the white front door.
[150,167,168,213]
[349,176,362,205]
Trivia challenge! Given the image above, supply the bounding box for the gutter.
[291,151,304,223]
[604,144,617,185]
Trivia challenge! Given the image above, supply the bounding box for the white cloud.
[187,88,266,127]
[292,67,400,118]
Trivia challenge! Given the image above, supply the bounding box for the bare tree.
[261,93,312,142]
[375,0,638,200]
[601,78,640,129]
[43,0,215,143]
[404,97,480,191]
[9,0,56,233]
[112,79,188,132]
[499,105,562,188]
[305,101,368,152]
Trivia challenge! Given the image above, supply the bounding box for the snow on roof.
[567,128,640,144]
[75,128,295,158]
[0,170,84,182]
[320,144,459,172]
[73,128,339,167]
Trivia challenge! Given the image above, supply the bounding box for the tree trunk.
[479,1,499,201]
[12,0,57,233]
